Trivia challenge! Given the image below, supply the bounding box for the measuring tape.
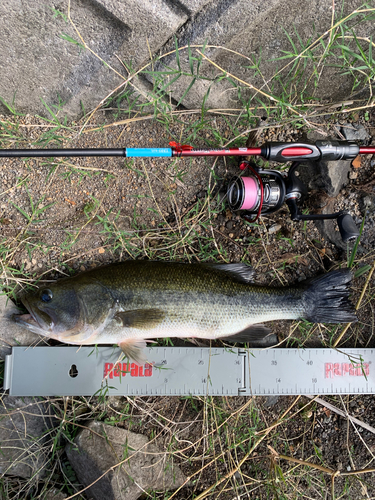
[3,346,374,397]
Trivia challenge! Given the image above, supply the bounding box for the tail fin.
[302,270,357,324]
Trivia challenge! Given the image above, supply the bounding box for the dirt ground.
[1,105,375,499]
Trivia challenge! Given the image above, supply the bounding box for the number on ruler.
[307,361,313,365]
[198,360,204,365]
[276,378,281,383]
[271,361,277,365]
[312,378,317,383]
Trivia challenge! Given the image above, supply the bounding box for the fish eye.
[40,289,53,303]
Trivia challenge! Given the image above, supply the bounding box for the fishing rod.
[2,139,374,242]
[0,139,374,159]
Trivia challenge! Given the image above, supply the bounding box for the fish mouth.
[13,297,53,335]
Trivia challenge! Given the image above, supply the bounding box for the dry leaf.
[323,408,331,418]
[98,247,105,254]
[352,155,361,169]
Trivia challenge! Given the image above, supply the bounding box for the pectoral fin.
[119,339,147,365]
[115,309,165,329]
[221,324,272,343]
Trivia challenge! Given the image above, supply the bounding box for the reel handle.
[286,200,359,243]
[337,212,360,242]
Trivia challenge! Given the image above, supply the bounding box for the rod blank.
[0,149,126,158]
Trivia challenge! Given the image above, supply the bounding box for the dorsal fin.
[201,263,255,284]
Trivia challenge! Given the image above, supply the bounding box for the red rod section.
[179,148,262,157]
[281,147,313,157]
[359,147,375,154]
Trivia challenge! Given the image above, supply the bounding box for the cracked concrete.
[0,0,372,118]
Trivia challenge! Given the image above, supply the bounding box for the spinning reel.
[227,160,360,243]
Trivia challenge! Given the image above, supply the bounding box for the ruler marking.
[5,346,375,396]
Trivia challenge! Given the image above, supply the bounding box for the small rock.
[66,421,187,500]
[341,123,370,142]
[107,396,124,409]
[44,488,68,500]
[268,223,281,234]
[264,395,279,408]
[359,192,375,215]
[225,220,234,230]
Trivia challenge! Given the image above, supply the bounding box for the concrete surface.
[0,396,56,478]
[0,0,372,117]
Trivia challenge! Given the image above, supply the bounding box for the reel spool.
[226,162,285,222]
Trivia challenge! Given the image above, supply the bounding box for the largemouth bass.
[14,261,357,362]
